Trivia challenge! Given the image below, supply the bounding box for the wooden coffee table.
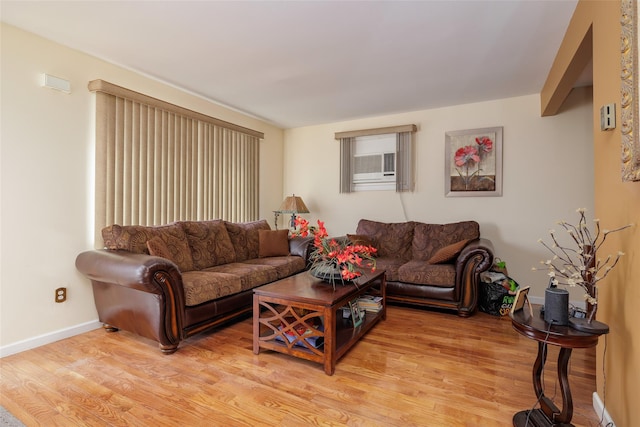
[253,270,386,375]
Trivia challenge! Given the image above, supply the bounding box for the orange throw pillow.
[258,229,290,257]
[428,239,470,264]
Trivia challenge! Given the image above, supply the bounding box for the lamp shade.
[278,194,309,213]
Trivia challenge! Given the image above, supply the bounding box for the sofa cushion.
[181,271,243,306]
[412,221,480,261]
[181,220,236,270]
[244,257,306,279]
[147,236,172,259]
[371,257,406,282]
[102,222,190,257]
[204,262,278,292]
[146,233,195,272]
[398,261,457,287]
[355,219,415,260]
[102,224,157,254]
[258,229,290,257]
[225,220,271,262]
[428,239,470,264]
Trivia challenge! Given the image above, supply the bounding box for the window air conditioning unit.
[353,152,396,183]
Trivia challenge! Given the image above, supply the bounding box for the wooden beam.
[540,9,593,117]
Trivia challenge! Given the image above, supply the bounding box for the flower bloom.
[294,218,378,285]
[475,136,493,153]
[454,145,480,167]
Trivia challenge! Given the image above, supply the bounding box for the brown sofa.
[351,219,494,316]
[75,219,313,354]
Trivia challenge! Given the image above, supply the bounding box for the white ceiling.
[1,0,583,129]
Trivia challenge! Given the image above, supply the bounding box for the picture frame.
[620,0,640,181]
[348,299,363,328]
[510,286,531,317]
[445,126,503,197]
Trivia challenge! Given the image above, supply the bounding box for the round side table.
[510,306,605,427]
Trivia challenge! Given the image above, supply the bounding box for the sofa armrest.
[75,249,186,352]
[456,238,494,271]
[454,238,495,316]
[289,236,314,263]
[76,249,183,294]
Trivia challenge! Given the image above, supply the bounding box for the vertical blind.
[395,131,413,192]
[339,137,354,193]
[90,80,263,244]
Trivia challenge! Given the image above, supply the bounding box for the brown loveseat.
[351,219,494,316]
[75,219,312,354]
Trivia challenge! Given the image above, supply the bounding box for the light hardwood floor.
[1,305,603,426]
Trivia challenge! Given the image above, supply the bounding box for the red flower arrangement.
[292,217,377,284]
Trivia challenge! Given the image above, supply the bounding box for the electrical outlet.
[600,103,616,130]
[55,287,67,303]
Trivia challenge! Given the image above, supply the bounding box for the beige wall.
[556,1,639,425]
[283,88,594,305]
[0,24,285,350]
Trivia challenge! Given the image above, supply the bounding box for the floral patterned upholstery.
[81,219,314,353]
[181,220,236,269]
[244,256,306,279]
[100,218,306,306]
[355,219,416,260]
[224,220,271,262]
[398,260,456,286]
[102,223,164,254]
[353,218,493,317]
[181,271,242,306]
[412,221,479,261]
[371,257,405,282]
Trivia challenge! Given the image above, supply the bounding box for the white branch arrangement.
[533,208,632,313]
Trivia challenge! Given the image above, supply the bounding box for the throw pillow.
[258,229,290,257]
[147,235,195,272]
[427,239,470,264]
[147,236,172,260]
[347,234,376,248]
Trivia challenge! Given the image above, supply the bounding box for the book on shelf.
[275,317,324,349]
[357,294,383,313]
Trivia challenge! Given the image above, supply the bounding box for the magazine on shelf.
[357,294,383,312]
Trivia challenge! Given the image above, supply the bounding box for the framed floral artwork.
[445,126,503,197]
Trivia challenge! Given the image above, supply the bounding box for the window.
[352,133,396,191]
[336,124,416,193]
[89,80,263,245]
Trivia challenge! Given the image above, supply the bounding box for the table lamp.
[274,194,309,229]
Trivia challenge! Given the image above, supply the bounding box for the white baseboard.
[593,392,616,427]
[0,320,102,358]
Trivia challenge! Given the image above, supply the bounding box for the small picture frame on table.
[349,299,363,327]
[510,286,531,317]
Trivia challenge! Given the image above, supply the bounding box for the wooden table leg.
[555,347,574,424]
[534,341,565,425]
[252,295,260,355]
[533,341,547,399]
[324,306,335,375]
[515,341,574,427]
